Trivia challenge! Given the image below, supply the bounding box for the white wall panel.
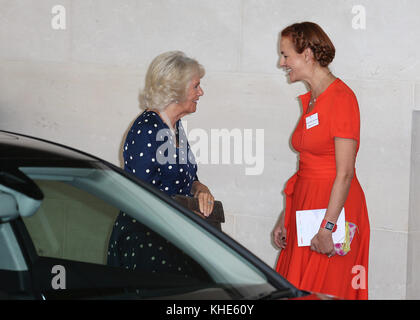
[1,0,418,299]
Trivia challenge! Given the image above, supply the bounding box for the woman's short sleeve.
[330,91,360,143]
[123,122,160,184]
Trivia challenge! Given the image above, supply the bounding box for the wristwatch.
[321,219,337,232]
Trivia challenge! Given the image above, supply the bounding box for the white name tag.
[305,113,319,129]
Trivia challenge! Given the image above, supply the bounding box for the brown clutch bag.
[172,195,225,231]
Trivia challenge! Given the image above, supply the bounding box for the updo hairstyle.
[281,22,335,67]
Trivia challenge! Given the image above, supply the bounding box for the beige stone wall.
[1,0,419,299]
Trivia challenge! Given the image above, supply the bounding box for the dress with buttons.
[107,110,206,279]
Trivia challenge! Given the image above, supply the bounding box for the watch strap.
[321,219,337,232]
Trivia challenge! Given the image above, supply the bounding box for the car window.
[22,179,119,265]
[16,165,279,299]
[22,176,210,285]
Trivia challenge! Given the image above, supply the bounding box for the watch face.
[326,222,334,230]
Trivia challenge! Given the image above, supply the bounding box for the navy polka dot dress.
[107,110,206,279]
[122,110,198,195]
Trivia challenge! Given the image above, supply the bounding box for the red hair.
[281,22,335,67]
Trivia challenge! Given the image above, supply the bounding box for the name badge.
[305,113,319,129]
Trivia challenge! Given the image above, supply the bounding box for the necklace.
[308,96,317,108]
[160,110,178,137]
[147,108,178,137]
[308,71,333,109]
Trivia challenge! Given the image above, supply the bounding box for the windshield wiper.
[250,288,297,300]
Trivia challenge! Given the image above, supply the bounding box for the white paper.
[296,208,345,247]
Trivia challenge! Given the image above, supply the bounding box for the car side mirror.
[0,191,19,220]
[0,186,42,221]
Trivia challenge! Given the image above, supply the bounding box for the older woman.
[272,22,370,299]
[107,51,214,276]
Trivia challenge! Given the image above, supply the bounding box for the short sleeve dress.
[275,78,370,300]
[107,110,206,278]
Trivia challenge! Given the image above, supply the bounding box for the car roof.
[0,130,159,198]
[0,130,98,166]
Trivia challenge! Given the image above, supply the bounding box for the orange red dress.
[275,78,370,300]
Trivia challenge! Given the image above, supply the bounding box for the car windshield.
[15,162,285,299]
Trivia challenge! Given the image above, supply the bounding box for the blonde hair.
[139,51,205,111]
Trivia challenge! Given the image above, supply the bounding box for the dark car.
[0,130,331,300]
